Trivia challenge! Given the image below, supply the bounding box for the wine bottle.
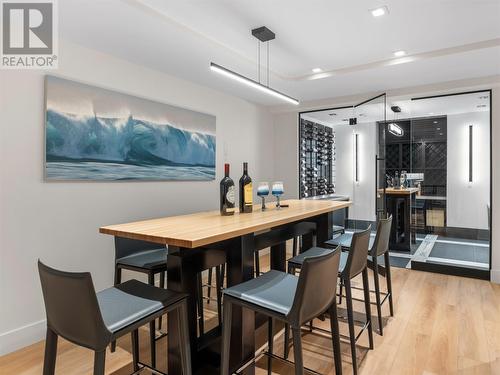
[220,163,235,216]
[239,162,253,213]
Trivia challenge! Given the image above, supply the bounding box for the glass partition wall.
[299,90,491,278]
[382,90,491,278]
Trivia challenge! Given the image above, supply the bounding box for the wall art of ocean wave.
[45,109,216,180]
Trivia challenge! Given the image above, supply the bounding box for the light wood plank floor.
[2,245,500,375]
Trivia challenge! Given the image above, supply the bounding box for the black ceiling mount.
[252,26,275,42]
[391,105,402,113]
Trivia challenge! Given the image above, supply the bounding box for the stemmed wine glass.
[272,181,284,209]
[257,182,270,210]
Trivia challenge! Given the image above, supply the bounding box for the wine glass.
[257,182,270,210]
[272,181,284,209]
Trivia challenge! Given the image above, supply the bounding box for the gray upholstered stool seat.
[224,270,298,315]
[287,247,348,274]
[97,279,185,333]
[326,232,375,250]
[116,248,167,270]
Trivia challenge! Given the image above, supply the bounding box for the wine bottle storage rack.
[299,119,336,198]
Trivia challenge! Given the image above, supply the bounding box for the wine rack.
[299,119,336,198]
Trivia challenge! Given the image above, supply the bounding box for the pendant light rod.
[210,62,299,105]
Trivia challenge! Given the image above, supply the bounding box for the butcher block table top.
[100,199,351,248]
[380,187,420,195]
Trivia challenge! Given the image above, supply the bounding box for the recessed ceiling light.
[329,113,337,116]
[371,6,389,17]
[394,50,406,57]
[437,127,441,131]
[433,121,438,124]
[312,68,323,73]
[439,133,443,136]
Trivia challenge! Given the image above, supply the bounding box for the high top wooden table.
[100,199,351,374]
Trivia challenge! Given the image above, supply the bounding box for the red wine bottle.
[239,162,253,213]
[220,163,235,216]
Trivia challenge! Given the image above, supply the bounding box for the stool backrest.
[114,237,166,261]
[342,226,371,279]
[38,261,111,351]
[370,215,392,257]
[289,247,341,325]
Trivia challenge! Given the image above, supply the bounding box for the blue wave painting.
[45,76,216,180]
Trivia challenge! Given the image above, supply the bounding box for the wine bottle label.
[244,183,253,205]
[226,186,235,204]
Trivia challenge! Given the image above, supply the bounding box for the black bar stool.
[287,227,374,375]
[325,216,394,335]
[221,247,343,375]
[38,260,191,375]
[254,222,317,276]
[113,238,224,356]
[113,237,168,365]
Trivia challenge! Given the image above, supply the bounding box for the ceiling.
[60,0,500,106]
[301,91,491,126]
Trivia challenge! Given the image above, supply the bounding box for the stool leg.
[111,267,122,353]
[131,330,139,372]
[93,350,106,375]
[385,252,395,316]
[338,279,343,305]
[216,265,223,327]
[292,326,304,375]
[284,323,290,359]
[267,317,274,375]
[329,303,343,375]
[148,273,157,368]
[362,269,374,349]
[292,236,298,257]
[207,268,213,304]
[221,299,232,375]
[345,278,358,375]
[159,271,165,330]
[372,258,383,335]
[255,251,260,277]
[197,273,205,335]
[42,327,58,375]
[178,301,192,375]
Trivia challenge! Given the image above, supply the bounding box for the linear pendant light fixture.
[210,27,299,105]
[469,124,473,183]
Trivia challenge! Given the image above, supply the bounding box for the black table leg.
[167,246,198,375]
[225,234,256,375]
[314,212,333,246]
[270,242,286,272]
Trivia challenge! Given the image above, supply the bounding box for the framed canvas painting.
[44,76,216,180]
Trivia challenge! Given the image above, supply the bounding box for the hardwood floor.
[2,244,500,375]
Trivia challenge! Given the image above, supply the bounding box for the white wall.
[491,87,500,283]
[273,112,299,198]
[0,41,275,354]
[331,123,376,223]
[447,111,490,230]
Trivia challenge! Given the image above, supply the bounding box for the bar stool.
[254,222,317,276]
[112,237,168,365]
[113,238,224,356]
[287,227,373,375]
[326,216,394,335]
[38,260,191,375]
[221,247,343,375]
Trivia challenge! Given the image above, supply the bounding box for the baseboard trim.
[491,269,500,284]
[0,319,46,356]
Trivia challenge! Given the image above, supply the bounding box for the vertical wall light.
[355,133,359,183]
[469,125,473,183]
